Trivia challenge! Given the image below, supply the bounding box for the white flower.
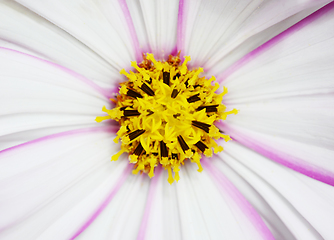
[0,0,334,239]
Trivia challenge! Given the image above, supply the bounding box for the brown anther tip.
[140,82,155,96]
[123,110,141,117]
[128,129,146,141]
[160,141,168,158]
[195,141,208,152]
[163,71,170,86]
[171,89,179,99]
[133,142,144,156]
[177,135,190,152]
[187,94,201,103]
[127,89,143,99]
[196,105,219,113]
[192,121,210,133]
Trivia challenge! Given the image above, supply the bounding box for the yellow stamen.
[180,56,191,75]
[95,116,110,122]
[189,68,203,85]
[112,149,125,161]
[146,53,162,71]
[96,53,237,184]
[131,61,150,80]
[120,69,137,81]
[167,165,174,185]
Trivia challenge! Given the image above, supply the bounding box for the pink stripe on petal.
[109,85,120,95]
[223,125,334,187]
[176,0,185,54]
[203,160,275,240]
[118,0,142,61]
[0,126,118,156]
[136,167,162,240]
[0,47,113,99]
[170,45,178,56]
[70,164,132,240]
[217,2,334,83]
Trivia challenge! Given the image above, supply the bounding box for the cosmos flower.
[1,0,334,239]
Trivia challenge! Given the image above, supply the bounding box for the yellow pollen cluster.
[96,53,237,184]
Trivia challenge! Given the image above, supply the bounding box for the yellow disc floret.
[96,53,238,184]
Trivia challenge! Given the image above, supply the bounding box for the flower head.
[96,53,237,183]
[0,0,334,239]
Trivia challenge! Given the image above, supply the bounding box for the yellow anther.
[148,157,156,178]
[180,56,191,75]
[161,157,169,165]
[214,145,224,154]
[221,108,239,120]
[114,126,127,143]
[95,115,110,123]
[130,154,139,163]
[120,69,137,81]
[204,148,213,157]
[174,164,181,182]
[220,134,232,142]
[132,163,144,174]
[148,168,155,178]
[146,53,163,71]
[174,171,180,182]
[189,68,203,85]
[192,152,203,172]
[131,61,150,80]
[167,165,174,185]
[97,53,237,184]
[204,76,216,87]
[220,86,228,96]
[112,149,125,161]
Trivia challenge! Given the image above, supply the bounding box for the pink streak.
[203,160,275,240]
[0,126,118,156]
[70,164,132,240]
[221,123,334,187]
[109,86,120,95]
[176,0,185,54]
[217,2,334,83]
[170,45,178,56]
[136,167,162,240]
[118,0,142,62]
[0,47,113,99]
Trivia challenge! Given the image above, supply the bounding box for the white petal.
[224,97,334,150]
[221,2,334,99]
[220,3,334,184]
[178,0,331,72]
[200,160,274,240]
[126,0,179,59]
[222,142,334,239]
[0,1,121,88]
[136,161,274,239]
[209,156,296,240]
[174,166,212,239]
[0,38,46,61]
[214,152,322,240]
[14,0,139,69]
[136,168,164,240]
[0,127,131,239]
[221,123,334,186]
[0,48,110,150]
[137,168,183,240]
[75,174,150,240]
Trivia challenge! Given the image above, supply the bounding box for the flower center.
[96,53,237,184]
